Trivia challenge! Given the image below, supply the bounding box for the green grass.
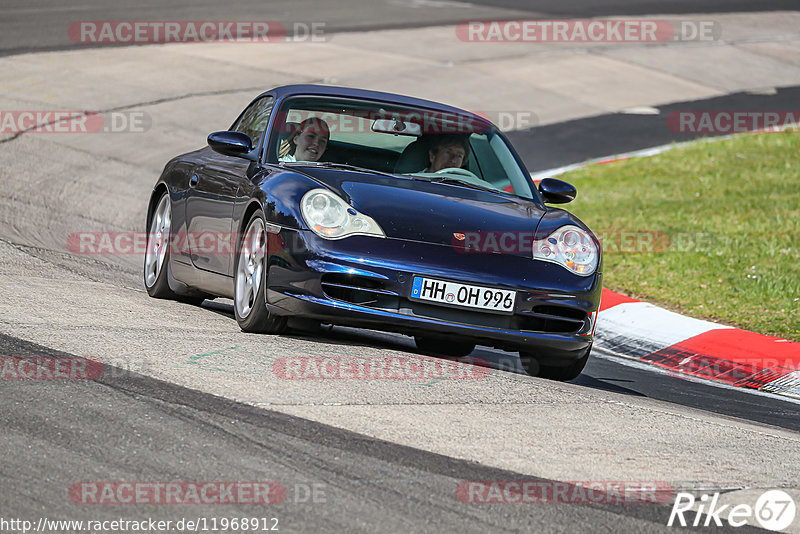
[563,131,800,341]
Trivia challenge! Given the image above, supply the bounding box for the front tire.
[234,210,287,334]
[520,344,591,381]
[414,336,476,358]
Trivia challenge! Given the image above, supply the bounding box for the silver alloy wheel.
[144,195,171,288]
[235,217,266,319]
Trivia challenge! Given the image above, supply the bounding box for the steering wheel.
[434,167,480,180]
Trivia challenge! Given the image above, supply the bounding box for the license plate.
[410,276,516,313]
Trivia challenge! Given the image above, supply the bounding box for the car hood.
[296,167,545,256]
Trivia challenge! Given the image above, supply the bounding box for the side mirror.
[207,131,255,160]
[538,178,576,204]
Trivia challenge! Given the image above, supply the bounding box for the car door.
[184,96,274,276]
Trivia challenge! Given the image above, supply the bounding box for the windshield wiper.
[287,161,399,179]
[425,176,504,194]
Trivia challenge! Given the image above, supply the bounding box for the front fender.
[252,168,331,231]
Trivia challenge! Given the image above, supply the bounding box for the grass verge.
[563,131,799,341]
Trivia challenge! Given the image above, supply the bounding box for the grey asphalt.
[2,332,721,534]
[473,0,798,16]
[317,323,800,433]
[508,85,800,171]
[1,0,797,56]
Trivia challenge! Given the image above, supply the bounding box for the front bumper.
[265,229,601,361]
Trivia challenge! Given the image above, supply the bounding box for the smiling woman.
[279,118,330,162]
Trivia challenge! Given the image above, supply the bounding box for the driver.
[425,134,470,172]
[279,117,330,162]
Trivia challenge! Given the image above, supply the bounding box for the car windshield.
[267,96,535,199]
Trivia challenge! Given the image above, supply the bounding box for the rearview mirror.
[538,178,576,204]
[207,131,256,160]
[371,118,422,136]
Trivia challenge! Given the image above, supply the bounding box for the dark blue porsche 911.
[144,84,602,380]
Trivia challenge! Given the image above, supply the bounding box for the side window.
[232,96,275,146]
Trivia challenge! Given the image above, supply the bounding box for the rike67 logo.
[668,490,796,530]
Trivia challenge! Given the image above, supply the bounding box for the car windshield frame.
[264,94,541,202]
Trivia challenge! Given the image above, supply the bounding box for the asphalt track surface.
[1,0,797,56]
[341,326,800,434]
[2,2,800,533]
[4,333,730,534]
[507,85,800,171]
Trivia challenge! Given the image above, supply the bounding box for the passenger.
[425,134,470,172]
[279,117,330,162]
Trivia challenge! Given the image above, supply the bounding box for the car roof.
[262,84,492,126]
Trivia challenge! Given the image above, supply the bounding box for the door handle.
[189,175,199,188]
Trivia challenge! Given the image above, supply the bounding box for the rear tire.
[234,209,287,334]
[414,336,476,358]
[143,193,207,306]
[520,344,591,381]
[144,193,179,299]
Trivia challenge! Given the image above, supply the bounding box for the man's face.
[429,143,465,172]
[294,126,329,162]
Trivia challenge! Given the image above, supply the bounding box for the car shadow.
[569,374,646,396]
[198,298,646,397]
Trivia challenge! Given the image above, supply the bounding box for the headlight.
[301,189,385,240]
[532,225,599,276]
